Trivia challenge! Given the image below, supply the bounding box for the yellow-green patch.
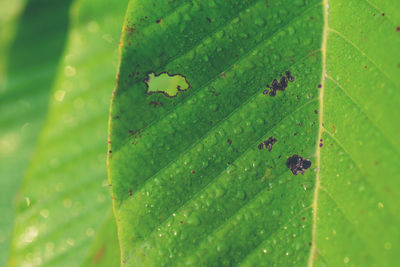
[145,72,190,97]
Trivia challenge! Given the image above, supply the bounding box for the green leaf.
[7,0,128,265]
[0,0,72,265]
[109,0,400,266]
[82,211,121,267]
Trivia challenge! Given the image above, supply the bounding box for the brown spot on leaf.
[149,101,163,107]
[93,246,106,264]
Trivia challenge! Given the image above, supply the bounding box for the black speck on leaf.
[265,70,295,97]
[286,154,312,175]
[259,137,277,151]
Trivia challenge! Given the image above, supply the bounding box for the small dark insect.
[227,139,232,145]
[286,154,312,175]
[258,143,264,150]
[129,189,133,196]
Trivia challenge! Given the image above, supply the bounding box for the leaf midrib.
[308,0,327,266]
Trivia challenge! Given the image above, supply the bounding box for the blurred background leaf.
[1,0,128,265]
[0,0,72,265]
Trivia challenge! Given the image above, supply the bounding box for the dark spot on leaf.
[265,70,295,97]
[286,154,312,175]
[381,13,385,16]
[206,17,212,23]
[156,19,161,23]
[227,139,232,145]
[108,150,112,154]
[318,84,322,88]
[259,137,277,151]
[129,129,142,145]
[149,101,163,107]
[314,110,318,114]
[125,24,136,36]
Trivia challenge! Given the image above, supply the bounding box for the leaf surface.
[109,0,400,266]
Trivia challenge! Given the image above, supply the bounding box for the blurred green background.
[0,0,127,265]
